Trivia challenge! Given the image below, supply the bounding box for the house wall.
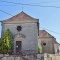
[2,20,38,53]
[54,44,60,54]
[40,37,55,54]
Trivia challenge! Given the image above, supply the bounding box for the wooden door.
[16,41,22,53]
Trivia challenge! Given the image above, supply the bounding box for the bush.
[0,29,13,54]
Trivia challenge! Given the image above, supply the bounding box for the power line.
[0,0,60,4]
[0,5,17,6]
[0,10,13,16]
[0,9,60,35]
[40,27,60,35]
[0,0,22,4]
[32,1,56,4]
[0,0,60,8]
[30,0,60,5]
[0,4,60,9]
[37,0,60,3]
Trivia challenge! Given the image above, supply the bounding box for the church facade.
[1,11,39,54]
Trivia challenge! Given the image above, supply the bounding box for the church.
[1,11,39,54]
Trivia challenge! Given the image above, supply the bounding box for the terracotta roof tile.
[39,30,58,44]
[2,11,38,22]
[39,30,54,38]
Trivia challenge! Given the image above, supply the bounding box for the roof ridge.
[39,30,55,38]
[2,11,39,22]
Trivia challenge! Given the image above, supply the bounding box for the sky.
[0,0,60,43]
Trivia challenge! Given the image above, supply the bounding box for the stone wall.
[37,54,44,60]
[1,54,60,60]
[44,53,60,60]
[0,54,36,60]
[37,53,60,60]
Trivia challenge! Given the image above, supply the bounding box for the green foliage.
[38,46,42,54]
[0,29,13,54]
[38,47,40,54]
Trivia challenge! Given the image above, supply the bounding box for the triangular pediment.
[2,11,39,23]
[15,33,26,38]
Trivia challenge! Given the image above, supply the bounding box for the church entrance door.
[16,41,22,54]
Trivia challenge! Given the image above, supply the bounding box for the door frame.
[16,41,22,53]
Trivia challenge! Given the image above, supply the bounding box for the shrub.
[0,29,13,54]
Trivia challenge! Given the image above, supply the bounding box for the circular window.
[43,43,46,46]
[17,26,22,31]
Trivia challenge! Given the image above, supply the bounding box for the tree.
[1,29,13,54]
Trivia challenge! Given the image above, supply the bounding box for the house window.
[17,26,22,31]
[43,43,46,46]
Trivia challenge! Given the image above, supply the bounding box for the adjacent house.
[39,30,58,54]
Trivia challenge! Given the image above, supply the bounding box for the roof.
[2,11,38,22]
[39,30,54,38]
[39,30,58,44]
